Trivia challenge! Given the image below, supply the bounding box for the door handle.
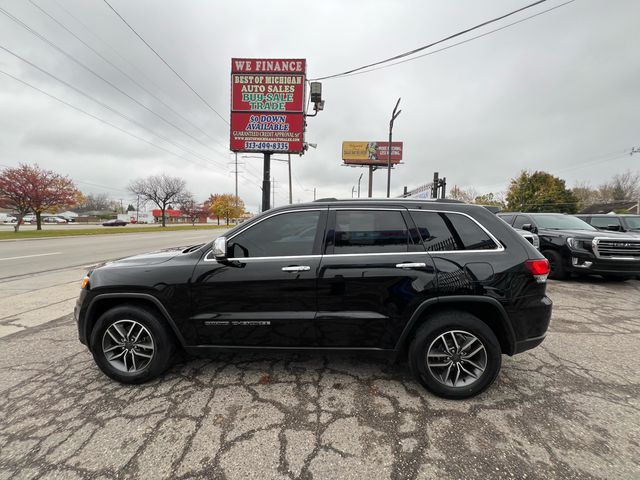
[395,262,427,269]
[281,265,311,272]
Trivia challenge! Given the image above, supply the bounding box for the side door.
[410,209,505,296]
[190,208,327,347]
[315,208,437,349]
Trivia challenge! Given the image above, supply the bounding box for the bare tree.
[597,170,640,202]
[448,185,478,203]
[129,174,187,227]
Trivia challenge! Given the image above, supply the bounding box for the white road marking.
[0,252,62,261]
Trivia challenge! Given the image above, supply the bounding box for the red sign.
[230,113,305,153]
[232,58,306,73]
[230,58,306,153]
[231,74,305,112]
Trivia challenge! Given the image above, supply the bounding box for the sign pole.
[262,153,271,212]
[288,154,292,205]
[387,98,402,198]
[368,165,374,198]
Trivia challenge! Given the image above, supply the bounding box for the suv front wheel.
[409,311,502,399]
[90,304,176,384]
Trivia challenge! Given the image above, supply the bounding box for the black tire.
[408,311,502,399]
[90,304,176,384]
[542,250,568,280]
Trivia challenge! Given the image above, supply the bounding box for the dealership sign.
[230,58,306,153]
[342,141,403,166]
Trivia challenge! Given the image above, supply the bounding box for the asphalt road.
[0,229,227,338]
[0,228,225,280]
[0,274,639,479]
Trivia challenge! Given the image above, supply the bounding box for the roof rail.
[312,197,465,203]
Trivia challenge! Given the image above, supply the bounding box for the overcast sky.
[1,0,639,212]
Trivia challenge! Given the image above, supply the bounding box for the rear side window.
[333,210,409,254]
[410,211,498,251]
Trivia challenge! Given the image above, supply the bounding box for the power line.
[311,0,551,81]
[327,0,576,80]
[0,44,229,171]
[0,5,227,159]
[101,0,229,125]
[28,0,229,152]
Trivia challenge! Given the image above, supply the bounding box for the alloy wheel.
[426,330,487,388]
[102,320,155,373]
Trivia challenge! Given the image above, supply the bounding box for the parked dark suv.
[498,212,640,281]
[75,199,552,399]
[575,214,640,235]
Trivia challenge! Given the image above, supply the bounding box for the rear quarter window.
[410,211,498,251]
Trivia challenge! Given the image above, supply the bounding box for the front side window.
[590,216,621,229]
[333,210,409,254]
[512,215,532,230]
[411,211,498,251]
[227,211,320,258]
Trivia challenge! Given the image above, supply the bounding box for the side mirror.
[522,223,537,234]
[212,236,227,259]
[606,224,621,232]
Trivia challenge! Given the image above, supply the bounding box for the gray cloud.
[1,0,639,212]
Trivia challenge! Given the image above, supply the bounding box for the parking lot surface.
[1,278,639,479]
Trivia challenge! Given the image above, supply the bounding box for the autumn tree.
[473,192,505,209]
[0,164,80,231]
[178,194,207,226]
[129,174,187,227]
[505,170,578,213]
[208,193,245,225]
[448,186,477,203]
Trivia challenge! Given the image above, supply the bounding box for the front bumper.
[567,250,640,276]
[75,289,89,345]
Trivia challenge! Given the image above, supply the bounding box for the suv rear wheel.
[90,305,176,384]
[408,311,502,399]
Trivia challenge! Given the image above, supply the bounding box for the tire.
[90,304,176,384]
[408,311,502,399]
[542,250,568,280]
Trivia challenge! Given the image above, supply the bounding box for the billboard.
[231,58,306,153]
[342,141,403,166]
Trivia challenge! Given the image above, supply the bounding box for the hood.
[99,246,189,268]
[539,228,639,239]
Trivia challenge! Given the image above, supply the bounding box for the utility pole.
[313,187,317,201]
[368,166,376,198]
[351,186,356,198]
[272,178,276,208]
[287,154,292,205]
[357,173,363,198]
[234,152,238,205]
[386,97,402,198]
[262,153,271,212]
[136,194,140,223]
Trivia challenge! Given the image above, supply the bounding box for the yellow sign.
[342,141,403,165]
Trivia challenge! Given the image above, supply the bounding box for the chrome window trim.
[204,208,325,261]
[407,209,505,253]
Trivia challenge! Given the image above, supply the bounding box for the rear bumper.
[507,295,553,354]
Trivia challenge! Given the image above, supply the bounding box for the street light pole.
[386,98,402,198]
[357,173,363,198]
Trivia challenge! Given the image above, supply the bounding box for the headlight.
[566,237,576,248]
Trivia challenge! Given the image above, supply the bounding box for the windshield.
[622,216,640,230]
[533,215,597,230]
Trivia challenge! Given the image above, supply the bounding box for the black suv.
[575,214,640,235]
[76,199,552,399]
[498,212,640,281]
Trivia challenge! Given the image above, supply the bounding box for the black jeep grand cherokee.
[76,199,552,399]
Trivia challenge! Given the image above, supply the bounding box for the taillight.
[525,259,550,283]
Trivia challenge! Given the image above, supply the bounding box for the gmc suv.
[75,199,552,399]
[575,214,640,235]
[498,212,640,281]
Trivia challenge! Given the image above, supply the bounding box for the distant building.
[580,201,639,215]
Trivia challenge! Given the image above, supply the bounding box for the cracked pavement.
[1,278,639,479]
